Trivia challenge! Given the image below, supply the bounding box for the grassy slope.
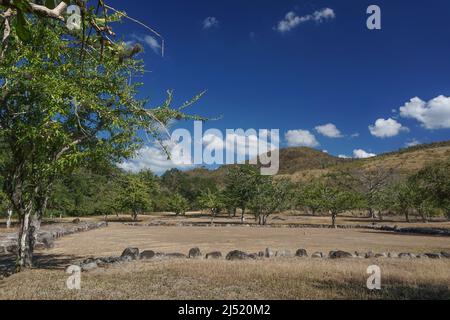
[186,140,450,182]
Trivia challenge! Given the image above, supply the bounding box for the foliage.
[223,165,260,219]
[168,193,189,216]
[247,178,291,225]
[118,173,157,221]
[0,9,204,269]
[198,189,225,222]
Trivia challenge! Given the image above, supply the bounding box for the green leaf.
[15,10,31,42]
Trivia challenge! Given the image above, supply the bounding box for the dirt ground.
[1,214,450,300]
[42,223,450,261]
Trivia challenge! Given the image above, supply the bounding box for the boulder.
[188,247,202,259]
[248,253,259,260]
[424,253,441,260]
[312,252,323,259]
[329,251,353,259]
[258,251,265,258]
[441,251,450,259]
[354,252,366,259]
[375,253,388,258]
[81,262,98,272]
[206,252,223,260]
[40,234,54,249]
[226,250,253,261]
[388,252,399,258]
[365,251,375,259]
[140,250,156,260]
[399,253,416,259]
[295,249,308,258]
[121,247,140,261]
[72,218,81,224]
[265,248,274,258]
[276,250,292,258]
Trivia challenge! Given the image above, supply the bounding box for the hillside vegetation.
[188,140,450,182]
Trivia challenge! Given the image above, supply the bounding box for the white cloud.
[285,130,320,147]
[338,154,350,159]
[203,17,219,29]
[117,143,193,175]
[353,149,377,159]
[315,123,343,138]
[130,35,161,55]
[203,132,278,159]
[275,8,335,33]
[405,139,421,148]
[143,36,161,54]
[399,96,450,129]
[369,118,409,138]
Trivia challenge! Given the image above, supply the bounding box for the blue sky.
[110,0,450,172]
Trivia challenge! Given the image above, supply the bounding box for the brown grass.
[1,259,449,300]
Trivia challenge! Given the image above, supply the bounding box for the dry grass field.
[44,223,450,259]
[1,213,450,300]
[1,259,449,300]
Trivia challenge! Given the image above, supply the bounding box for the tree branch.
[0,1,68,21]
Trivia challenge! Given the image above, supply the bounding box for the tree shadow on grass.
[358,230,450,238]
[1,253,86,274]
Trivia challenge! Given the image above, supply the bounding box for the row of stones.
[78,247,450,272]
[123,222,450,237]
[0,221,108,255]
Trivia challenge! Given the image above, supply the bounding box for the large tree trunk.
[16,207,34,271]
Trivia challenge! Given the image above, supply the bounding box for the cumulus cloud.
[275,8,335,33]
[117,143,193,175]
[338,154,350,159]
[203,17,219,29]
[399,96,450,129]
[369,118,409,138]
[353,149,377,159]
[315,123,343,138]
[285,130,320,147]
[203,131,278,159]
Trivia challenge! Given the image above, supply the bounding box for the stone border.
[77,247,450,272]
[0,221,108,255]
[122,222,450,237]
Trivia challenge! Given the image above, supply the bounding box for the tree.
[316,181,356,228]
[411,160,450,219]
[333,166,393,220]
[223,165,260,222]
[198,189,225,224]
[0,12,203,270]
[118,175,153,221]
[247,178,291,226]
[168,193,189,216]
[296,180,323,215]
